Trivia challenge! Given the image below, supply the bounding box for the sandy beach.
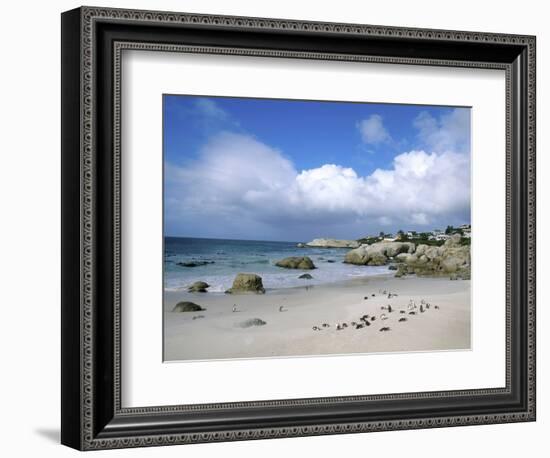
[164,274,470,361]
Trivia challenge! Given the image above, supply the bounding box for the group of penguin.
[311,291,440,334]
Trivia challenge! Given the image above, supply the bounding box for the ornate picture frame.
[61,6,536,450]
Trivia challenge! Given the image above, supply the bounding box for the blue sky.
[164,95,471,242]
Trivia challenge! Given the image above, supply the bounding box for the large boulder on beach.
[299,273,313,279]
[394,264,408,278]
[225,273,265,294]
[275,256,316,270]
[395,252,412,263]
[187,281,210,293]
[172,301,205,312]
[344,242,415,266]
[305,238,360,248]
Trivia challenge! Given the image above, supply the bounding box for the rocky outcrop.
[299,273,313,279]
[225,273,265,294]
[305,238,360,248]
[396,234,470,279]
[296,243,306,248]
[187,281,210,293]
[344,242,415,266]
[275,256,316,270]
[172,301,205,312]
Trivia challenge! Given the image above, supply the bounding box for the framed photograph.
[61,6,536,450]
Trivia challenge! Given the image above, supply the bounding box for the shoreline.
[165,272,396,295]
[164,274,471,361]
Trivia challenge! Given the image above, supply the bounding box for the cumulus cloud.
[357,115,392,145]
[166,131,470,239]
[414,108,470,153]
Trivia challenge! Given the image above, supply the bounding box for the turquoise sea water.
[164,237,390,292]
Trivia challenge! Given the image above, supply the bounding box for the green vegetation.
[357,236,382,245]
[445,225,464,235]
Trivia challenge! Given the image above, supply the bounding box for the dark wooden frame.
[61,6,536,450]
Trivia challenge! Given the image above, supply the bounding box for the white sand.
[164,275,470,361]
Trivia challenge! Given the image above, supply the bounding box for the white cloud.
[357,115,392,145]
[414,108,470,153]
[166,132,470,239]
[194,98,229,120]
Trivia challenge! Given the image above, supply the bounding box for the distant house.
[459,224,471,238]
[432,229,443,236]
[435,234,451,241]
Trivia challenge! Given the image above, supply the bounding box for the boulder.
[394,264,407,278]
[388,265,398,271]
[172,301,205,312]
[305,238,360,248]
[398,239,470,278]
[444,233,462,247]
[395,252,412,263]
[275,256,316,270]
[344,242,415,266]
[296,242,306,248]
[343,245,371,265]
[367,252,388,266]
[299,273,313,279]
[225,273,265,294]
[187,281,210,293]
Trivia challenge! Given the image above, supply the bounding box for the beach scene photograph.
[163,94,472,362]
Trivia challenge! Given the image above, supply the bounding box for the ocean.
[164,237,390,292]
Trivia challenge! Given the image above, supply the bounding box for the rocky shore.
[345,234,470,279]
[178,235,470,300]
